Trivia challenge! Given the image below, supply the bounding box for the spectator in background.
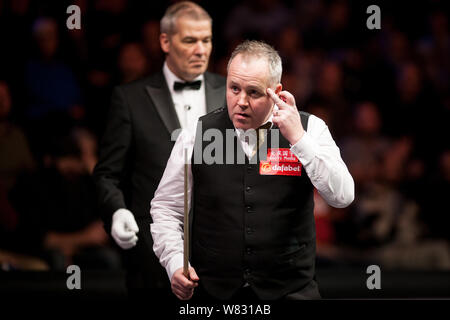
[392,62,424,134]
[333,102,388,248]
[319,0,353,50]
[0,81,35,260]
[292,0,325,34]
[9,130,120,270]
[390,61,440,166]
[422,150,450,242]
[72,127,98,174]
[418,11,450,96]
[24,17,85,159]
[275,25,315,106]
[344,135,450,270]
[87,0,129,70]
[340,101,390,188]
[348,137,418,247]
[25,17,83,121]
[141,20,164,73]
[223,0,292,43]
[117,42,149,84]
[0,81,35,192]
[310,60,350,138]
[384,31,412,69]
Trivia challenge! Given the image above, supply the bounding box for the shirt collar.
[163,61,204,93]
[235,113,274,139]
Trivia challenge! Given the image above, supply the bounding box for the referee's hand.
[111,209,139,249]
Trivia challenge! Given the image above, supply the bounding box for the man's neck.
[165,60,199,82]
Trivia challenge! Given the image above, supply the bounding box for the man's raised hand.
[267,87,304,145]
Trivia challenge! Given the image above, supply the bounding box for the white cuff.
[167,253,186,282]
[290,131,317,166]
[112,208,132,219]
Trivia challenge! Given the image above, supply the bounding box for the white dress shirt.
[150,114,355,281]
[163,62,207,134]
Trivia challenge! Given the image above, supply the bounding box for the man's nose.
[237,92,249,108]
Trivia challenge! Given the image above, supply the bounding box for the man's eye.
[249,90,262,97]
[231,86,239,93]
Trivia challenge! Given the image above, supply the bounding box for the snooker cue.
[183,146,189,278]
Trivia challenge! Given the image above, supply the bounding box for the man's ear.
[160,33,170,54]
[274,83,282,95]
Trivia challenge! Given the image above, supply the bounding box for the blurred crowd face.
[440,151,450,181]
[383,137,413,182]
[34,18,59,59]
[0,82,12,120]
[142,20,161,56]
[226,54,280,130]
[397,63,422,102]
[317,61,342,98]
[160,17,212,81]
[355,102,381,136]
[118,43,148,83]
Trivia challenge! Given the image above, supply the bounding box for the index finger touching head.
[277,90,295,108]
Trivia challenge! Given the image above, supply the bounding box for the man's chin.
[188,65,207,76]
[233,120,251,131]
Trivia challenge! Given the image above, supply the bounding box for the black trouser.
[120,216,170,294]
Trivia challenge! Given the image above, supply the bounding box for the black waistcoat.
[191,107,316,299]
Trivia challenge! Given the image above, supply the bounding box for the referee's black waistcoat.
[191,107,316,300]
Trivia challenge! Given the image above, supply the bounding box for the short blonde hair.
[227,40,282,86]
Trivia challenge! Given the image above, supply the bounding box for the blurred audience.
[117,42,149,83]
[341,101,390,187]
[141,20,164,73]
[25,17,83,120]
[8,130,120,270]
[223,0,293,43]
[0,81,35,263]
[0,82,35,192]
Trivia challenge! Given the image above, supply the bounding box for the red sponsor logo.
[260,149,302,176]
[259,161,302,176]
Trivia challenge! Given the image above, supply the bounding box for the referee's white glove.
[111,209,139,249]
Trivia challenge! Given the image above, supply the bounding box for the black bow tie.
[173,80,202,91]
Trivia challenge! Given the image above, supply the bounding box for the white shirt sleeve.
[150,129,194,282]
[290,114,355,208]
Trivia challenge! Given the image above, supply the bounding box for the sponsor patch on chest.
[259,148,302,176]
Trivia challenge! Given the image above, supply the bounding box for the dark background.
[0,0,449,299]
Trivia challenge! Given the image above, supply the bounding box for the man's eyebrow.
[228,81,264,93]
[182,35,211,41]
[246,85,265,93]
